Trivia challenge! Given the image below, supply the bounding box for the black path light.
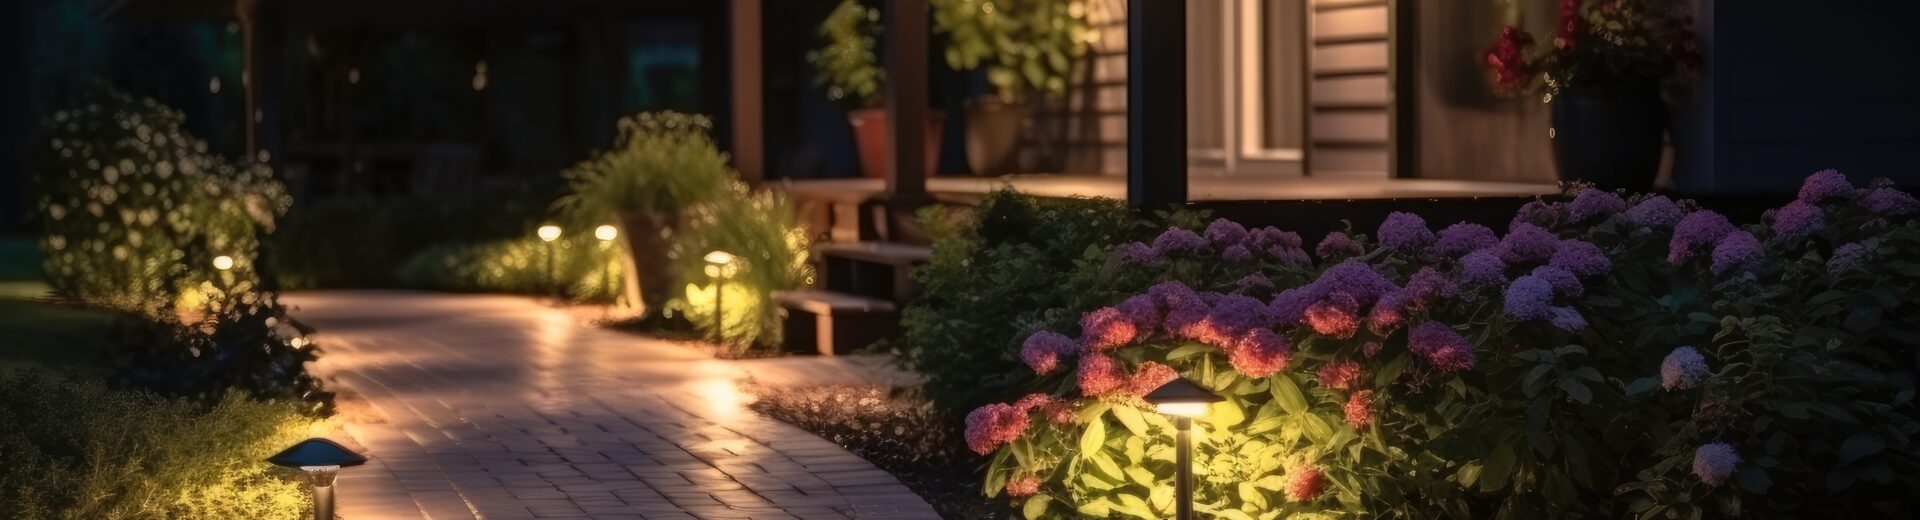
[703,250,737,338]
[537,224,563,302]
[1143,376,1224,520]
[268,437,368,520]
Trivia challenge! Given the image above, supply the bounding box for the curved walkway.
[286,291,937,520]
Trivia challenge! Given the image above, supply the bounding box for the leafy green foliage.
[272,186,555,289]
[670,187,813,349]
[394,233,624,303]
[108,293,333,416]
[554,112,732,221]
[809,0,886,108]
[0,370,322,520]
[932,0,1092,101]
[29,84,288,314]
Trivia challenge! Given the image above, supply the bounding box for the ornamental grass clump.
[967,174,1920,518]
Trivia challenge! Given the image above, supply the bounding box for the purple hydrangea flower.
[1692,443,1742,487]
[1668,210,1735,264]
[1511,200,1562,229]
[1250,227,1303,249]
[1316,231,1364,261]
[1710,230,1763,274]
[1769,201,1825,241]
[1204,218,1250,249]
[1434,222,1499,258]
[1267,245,1312,265]
[1366,290,1411,335]
[1503,275,1555,321]
[1316,261,1398,305]
[1626,195,1685,229]
[1221,244,1255,262]
[1378,212,1435,252]
[1080,307,1138,352]
[1235,273,1274,292]
[1021,331,1078,375]
[1116,294,1162,331]
[1409,321,1476,374]
[1497,223,1560,265]
[1546,306,1588,332]
[1797,169,1856,203]
[1531,265,1584,298]
[1304,291,1362,339]
[1149,280,1205,310]
[1828,242,1869,274]
[1549,239,1612,278]
[1660,346,1711,390]
[1152,227,1210,256]
[1197,294,1276,344]
[1460,249,1509,286]
[1404,267,1457,305]
[1115,242,1160,265]
[1566,189,1627,223]
[1271,286,1314,325]
[1861,187,1919,216]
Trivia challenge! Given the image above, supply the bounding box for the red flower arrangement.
[1482,0,1700,99]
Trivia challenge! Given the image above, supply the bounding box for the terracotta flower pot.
[964,97,1030,176]
[616,210,680,317]
[848,107,946,179]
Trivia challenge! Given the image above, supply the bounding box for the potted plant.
[1483,0,1699,191]
[932,0,1089,176]
[809,0,945,179]
[555,112,730,319]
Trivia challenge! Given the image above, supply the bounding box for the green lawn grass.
[0,281,117,373]
[0,236,43,280]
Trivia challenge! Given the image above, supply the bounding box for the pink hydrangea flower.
[1366,290,1411,335]
[1660,346,1710,390]
[1021,331,1077,375]
[1344,390,1376,429]
[1202,294,1276,338]
[1404,267,1457,306]
[1409,321,1475,374]
[1797,169,1855,203]
[964,403,1030,455]
[1546,306,1588,332]
[1284,465,1328,502]
[1497,223,1560,265]
[1460,249,1509,286]
[1235,273,1274,293]
[1305,291,1361,339]
[1226,329,1291,377]
[1152,228,1210,256]
[1511,200,1563,229]
[1077,353,1129,397]
[1828,242,1869,274]
[1127,361,1180,397]
[1221,244,1255,262]
[1566,189,1627,223]
[1769,201,1825,241]
[1266,244,1313,265]
[1005,474,1042,497]
[1548,239,1612,278]
[1434,222,1499,258]
[1503,275,1555,321]
[1015,394,1077,425]
[1861,187,1919,215]
[1710,230,1762,274]
[1080,307,1138,352]
[1250,226,1303,249]
[1626,195,1685,228]
[1668,210,1735,264]
[1531,265,1584,298]
[1317,359,1365,390]
[1378,212,1435,252]
[1315,231,1363,261]
[1150,280,1205,309]
[1116,294,1162,331]
[1204,218,1250,249]
[1692,443,1742,486]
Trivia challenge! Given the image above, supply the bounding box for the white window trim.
[1189,0,1305,176]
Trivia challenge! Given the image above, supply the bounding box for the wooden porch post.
[729,0,764,183]
[884,0,929,201]
[1127,0,1187,209]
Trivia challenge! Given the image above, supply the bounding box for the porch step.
[775,290,900,356]
[814,242,933,303]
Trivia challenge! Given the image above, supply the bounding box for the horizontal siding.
[1312,76,1391,106]
[1310,4,1389,40]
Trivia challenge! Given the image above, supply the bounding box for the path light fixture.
[212,255,235,271]
[703,251,737,338]
[594,225,618,309]
[1144,376,1224,520]
[268,437,367,520]
[537,224,562,301]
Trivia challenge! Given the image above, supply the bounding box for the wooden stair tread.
[775,289,898,314]
[813,241,934,265]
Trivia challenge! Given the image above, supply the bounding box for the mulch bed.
[745,384,1016,519]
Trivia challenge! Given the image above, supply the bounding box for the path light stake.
[268,438,367,520]
[595,225,619,310]
[537,224,563,302]
[703,251,736,340]
[1144,377,1224,520]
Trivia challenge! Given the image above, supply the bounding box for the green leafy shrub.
[394,232,624,303]
[932,0,1092,100]
[29,84,288,313]
[273,186,553,289]
[0,370,323,520]
[809,0,885,108]
[109,292,333,416]
[671,186,813,348]
[965,172,1920,518]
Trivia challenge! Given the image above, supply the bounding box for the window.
[1188,0,1306,177]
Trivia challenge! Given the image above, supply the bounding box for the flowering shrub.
[30,85,289,314]
[969,172,1920,518]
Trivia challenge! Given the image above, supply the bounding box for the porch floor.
[773,174,1558,203]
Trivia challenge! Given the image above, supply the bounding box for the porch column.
[729,0,764,183]
[1127,0,1187,208]
[884,0,929,200]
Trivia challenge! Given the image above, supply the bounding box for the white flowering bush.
[960,171,1920,518]
[30,85,288,313]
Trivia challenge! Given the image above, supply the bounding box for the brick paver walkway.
[285,291,937,520]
